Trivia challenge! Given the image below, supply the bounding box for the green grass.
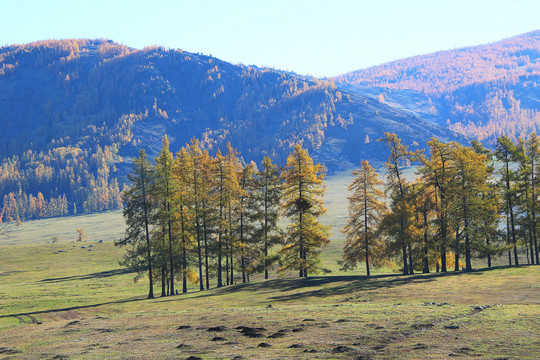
[0,171,539,359]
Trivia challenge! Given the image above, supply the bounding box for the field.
[0,171,539,359]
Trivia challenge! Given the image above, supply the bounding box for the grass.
[0,171,539,359]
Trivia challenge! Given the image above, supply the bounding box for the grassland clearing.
[0,171,539,359]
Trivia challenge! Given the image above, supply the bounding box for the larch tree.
[378,132,412,274]
[257,156,282,279]
[495,136,520,265]
[153,135,176,295]
[184,138,205,291]
[280,144,330,277]
[224,143,242,285]
[341,160,387,276]
[199,148,217,290]
[116,149,155,299]
[415,139,455,272]
[237,161,257,283]
[450,143,494,271]
[173,147,195,293]
[524,134,540,264]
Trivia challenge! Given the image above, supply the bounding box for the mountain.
[0,39,451,221]
[334,30,540,142]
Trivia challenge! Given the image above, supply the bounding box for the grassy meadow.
[0,170,539,359]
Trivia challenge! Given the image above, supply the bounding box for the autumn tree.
[495,136,520,265]
[173,147,197,293]
[449,143,495,271]
[341,161,387,276]
[152,135,177,295]
[256,156,282,279]
[76,228,86,242]
[378,132,412,274]
[116,149,155,299]
[280,144,330,277]
[522,134,540,264]
[415,139,455,272]
[184,139,205,291]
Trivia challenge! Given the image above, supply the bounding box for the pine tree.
[341,161,386,276]
[280,144,330,277]
[116,149,155,299]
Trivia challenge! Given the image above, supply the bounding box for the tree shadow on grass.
[159,265,515,304]
[39,268,134,283]
[0,296,146,319]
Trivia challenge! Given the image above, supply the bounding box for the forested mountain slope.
[0,39,450,221]
[334,30,540,142]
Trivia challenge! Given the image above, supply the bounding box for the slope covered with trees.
[0,39,451,222]
[335,30,540,143]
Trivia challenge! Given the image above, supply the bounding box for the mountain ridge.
[0,38,451,221]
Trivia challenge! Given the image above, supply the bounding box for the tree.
[184,138,205,291]
[378,132,412,274]
[173,147,196,293]
[257,156,282,279]
[523,134,540,264]
[495,136,520,265]
[341,161,386,276]
[116,149,155,299]
[153,135,176,295]
[449,143,494,271]
[76,228,86,242]
[415,139,455,272]
[280,144,330,277]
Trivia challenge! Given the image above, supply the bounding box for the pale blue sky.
[1,0,538,77]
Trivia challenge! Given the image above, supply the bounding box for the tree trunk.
[486,236,492,268]
[531,160,538,265]
[194,161,204,291]
[229,206,234,284]
[264,174,269,280]
[364,184,370,277]
[423,208,429,273]
[180,206,187,293]
[401,216,408,275]
[240,201,246,283]
[203,213,210,290]
[161,266,166,297]
[168,203,174,295]
[455,226,460,272]
[217,171,224,288]
[141,166,154,299]
[408,242,414,275]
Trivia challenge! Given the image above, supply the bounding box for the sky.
[0,0,539,77]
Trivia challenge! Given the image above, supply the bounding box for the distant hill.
[0,39,450,221]
[334,30,540,142]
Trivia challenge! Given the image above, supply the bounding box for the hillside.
[0,39,451,221]
[335,30,540,143]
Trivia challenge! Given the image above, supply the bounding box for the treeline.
[335,31,540,145]
[117,136,329,298]
[342,132,540,276]
[0,144,123,222]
